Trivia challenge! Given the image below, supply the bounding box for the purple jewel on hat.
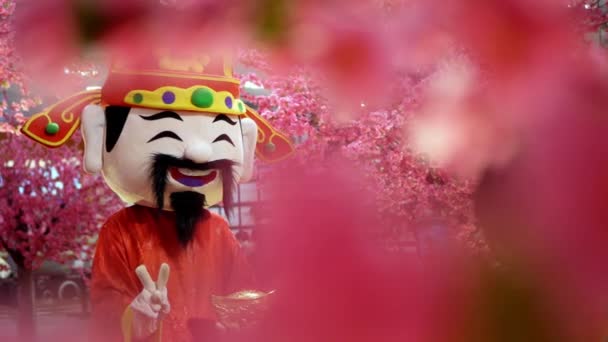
[225,96,233,109]
[162,91,176,104]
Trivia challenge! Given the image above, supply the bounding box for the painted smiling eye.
[213,114,237,125]
[212,134,235,146]
[147,131,183,143]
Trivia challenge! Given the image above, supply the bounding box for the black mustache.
[149,153,238,212]
[152,154,238,172]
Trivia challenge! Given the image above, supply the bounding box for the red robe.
[89,205,254,342]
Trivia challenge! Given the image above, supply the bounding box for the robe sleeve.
[221,224,257,294]
[89,218,157,341]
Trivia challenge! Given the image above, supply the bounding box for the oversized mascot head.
[21,52,293,244]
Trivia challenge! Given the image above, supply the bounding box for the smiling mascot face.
[81,105,258,212]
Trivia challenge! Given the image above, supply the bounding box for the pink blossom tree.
[0,109,123,340]
[0,2,122,339]
[572,0,608,32]
[0,104,122,340]
[238,51,483,254]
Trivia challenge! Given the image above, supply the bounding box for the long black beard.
[170,191,207,246]
[149,154,238,246]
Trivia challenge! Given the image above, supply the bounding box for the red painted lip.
[169,168,217,187]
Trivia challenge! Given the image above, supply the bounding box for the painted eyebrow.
[139,111,183,121]
[212,114,237,125]
[147,131,183,143]
[212,134,235,147]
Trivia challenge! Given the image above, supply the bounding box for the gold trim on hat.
[124,85,247,115]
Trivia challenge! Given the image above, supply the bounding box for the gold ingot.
[211,289,275,330]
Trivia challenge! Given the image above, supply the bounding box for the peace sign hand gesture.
[129,263,171,339]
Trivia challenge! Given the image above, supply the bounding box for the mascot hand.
[129,263,171,338]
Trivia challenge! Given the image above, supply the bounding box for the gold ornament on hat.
[159,55,211,73]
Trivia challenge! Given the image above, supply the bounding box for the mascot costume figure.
[21,52,293,341]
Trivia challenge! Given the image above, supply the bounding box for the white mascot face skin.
[80,104,258,210]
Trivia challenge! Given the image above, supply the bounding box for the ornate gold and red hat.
[21,52,294,162]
